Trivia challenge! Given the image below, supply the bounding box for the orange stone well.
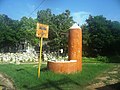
[47,24,82,74]
[47,60,77,74]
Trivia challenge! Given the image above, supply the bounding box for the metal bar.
[38,37,43,78]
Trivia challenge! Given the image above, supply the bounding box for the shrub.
[97,56,109,63]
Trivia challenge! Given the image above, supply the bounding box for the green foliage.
[82,56,120,63]
[0,14,19,52]
[1,9,120,58]
[107,55,120,63]
[82,24,90,56]
[37,9,74,55]
[37,8,52,24]
[19,17,38,45]
[0,9,74,54]
[96,56,109,63]
[82,57,102,63]
[0,14,38,52]
[82,15,120,57]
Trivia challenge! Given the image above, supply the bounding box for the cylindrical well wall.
[68,28,82,71]
[47,61,77,74]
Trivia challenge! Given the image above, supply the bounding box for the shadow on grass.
[96,82,120,90]
[40,67,48,72]
[28,76,81,90]
[15,68,36,78]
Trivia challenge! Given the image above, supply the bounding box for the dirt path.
[0,73,15,90]
[86,64,120,90]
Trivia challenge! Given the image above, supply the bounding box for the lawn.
[0,63,114,90]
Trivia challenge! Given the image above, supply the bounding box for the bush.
[107,55,120,63]
[96,56,109,63]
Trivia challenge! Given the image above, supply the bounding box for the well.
[47,60,77,74]
[47,24,82,74]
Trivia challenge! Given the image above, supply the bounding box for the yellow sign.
[36,23,49,38]
[36,23,49,78]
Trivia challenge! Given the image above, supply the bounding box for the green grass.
[0,63,114,90]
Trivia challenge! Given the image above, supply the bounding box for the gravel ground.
[0,73,15,90]
[86,64,120,90]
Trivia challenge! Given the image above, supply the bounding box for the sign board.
[36,23,49,38]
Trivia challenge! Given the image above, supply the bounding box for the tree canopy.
[82,15,120,56]
[37,9,74,55]
[0,9,74,53]
[0,9,120,57]
[0,14,37,52]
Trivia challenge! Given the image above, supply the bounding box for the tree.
[81,24,90,56]
[0,14,37,52]
[37,8,52,24]
[0,14,19,52]
[19,17,37,45]
[110,21,120,55]
[49,10,74,54]
[37,9,74,56]
[83,15,120,56]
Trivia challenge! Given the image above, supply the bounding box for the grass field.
[0,63,115,90]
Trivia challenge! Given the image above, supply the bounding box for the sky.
[0,0,120,26]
